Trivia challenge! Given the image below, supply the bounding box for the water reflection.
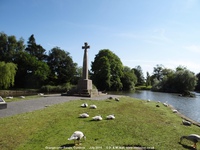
[109,90,200,123]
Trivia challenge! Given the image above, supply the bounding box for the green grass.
[135,86,152,90]
[0,97,199,150]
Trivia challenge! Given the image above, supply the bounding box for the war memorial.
[62,42,99,97]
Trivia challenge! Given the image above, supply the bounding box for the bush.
[40,83,73,93]
[135,85,152,90]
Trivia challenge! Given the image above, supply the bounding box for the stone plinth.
[76,79,93,97]
[78,79,92,90]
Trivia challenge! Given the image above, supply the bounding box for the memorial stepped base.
[61,89,100,97]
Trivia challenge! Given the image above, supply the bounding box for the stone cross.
[82,42,90,80]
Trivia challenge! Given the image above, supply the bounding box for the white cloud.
[184,45,200,53]
[165,60,200,74]
[144,28,173,46]
[117,28,171,45]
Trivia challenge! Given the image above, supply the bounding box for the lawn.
[0,97,199,150]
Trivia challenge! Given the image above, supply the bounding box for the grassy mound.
[0,97,199,150]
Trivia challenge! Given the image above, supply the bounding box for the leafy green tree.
[14,51,50,88]
[160,68,175,92]
[0,62,17,89]
[91,56,111,91]
[195,73,200,92]
[0,32,8,62]
[91,49,123,91]
[16,38,25,52]
[25,34,47,61]
[71,66,83,85]
[145,72,151,87]
[132,65,145,86]
[152,64,165,81]
[47,47,77,85]
[0,32,25,62]
[121,66,137,91]
[173,69,197,93]
[176,65,187,72]
[152,66,197,93]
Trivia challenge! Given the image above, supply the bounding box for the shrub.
[40,83,73,93]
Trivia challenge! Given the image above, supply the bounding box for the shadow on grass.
[105,100,112,102]
[178,142,196,150]
[89,119,102,122]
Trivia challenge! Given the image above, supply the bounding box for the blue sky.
[1,0,200,76]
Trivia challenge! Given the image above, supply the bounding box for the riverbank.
[168,104,200,127]
[1,93,200,127]
[1,96,200,149]
[1,93,200,128]
[115,90,200,123]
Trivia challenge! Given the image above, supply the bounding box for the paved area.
[0,94,121,118]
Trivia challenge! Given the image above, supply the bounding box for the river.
[109,90,200,123]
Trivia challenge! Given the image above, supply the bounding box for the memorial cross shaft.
[82,42,90,80]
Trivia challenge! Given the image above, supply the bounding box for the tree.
[91,56,111,91]
[195,73,200,92]
[47,47,77,85]
[0,32,8,62]
[152,64,165,81]
[0,62,17,89]
[152,66,197,94]
[0,32,50,88]
[173,69,197,93]
[25,34,47,61]
[71,66,83,85]
[176,65,187,72]
[121,66,137,91]
[91,49,123,91]
[14,51,50,88]
[145,72,151,87]
[0,32,25,62]
[132,65,145,86]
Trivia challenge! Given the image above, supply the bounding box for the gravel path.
[0,94,121,118]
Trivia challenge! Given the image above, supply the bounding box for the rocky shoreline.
[168,104,200,127]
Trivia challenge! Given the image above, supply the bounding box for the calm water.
[109,90,200,123]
